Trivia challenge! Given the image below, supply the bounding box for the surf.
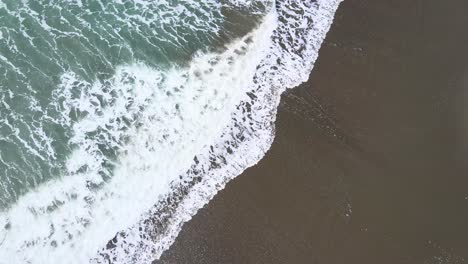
[0,0,343,263]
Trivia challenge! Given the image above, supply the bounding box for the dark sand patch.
[156,0,468,263]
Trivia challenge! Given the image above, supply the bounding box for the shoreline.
[156,0,468,263]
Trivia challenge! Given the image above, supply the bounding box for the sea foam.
[0,0,343,263]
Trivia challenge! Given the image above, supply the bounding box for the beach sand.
[156,0,468,263]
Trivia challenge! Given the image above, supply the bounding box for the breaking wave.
[0,0,342,263]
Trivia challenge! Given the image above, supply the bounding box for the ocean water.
[0,0,342,263]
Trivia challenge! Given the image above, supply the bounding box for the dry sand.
[156,0,468,263]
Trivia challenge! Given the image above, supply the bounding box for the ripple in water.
[0,0,343,263]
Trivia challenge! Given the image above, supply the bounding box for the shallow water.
[0,0,342,263]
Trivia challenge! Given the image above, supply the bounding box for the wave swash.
[0,0,342,263]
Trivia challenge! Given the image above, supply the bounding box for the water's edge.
[0,1,343,263]
[98,1,344,263]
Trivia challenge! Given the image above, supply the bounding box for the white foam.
[95,0,344,262]
[0,8,276,264]
[0,0,343,263]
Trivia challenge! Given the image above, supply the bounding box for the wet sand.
[156,0,468,263]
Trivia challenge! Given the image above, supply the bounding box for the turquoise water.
[0,0,266,208]
[0,0,342,263]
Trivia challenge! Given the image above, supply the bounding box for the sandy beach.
[156,0,468,263]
